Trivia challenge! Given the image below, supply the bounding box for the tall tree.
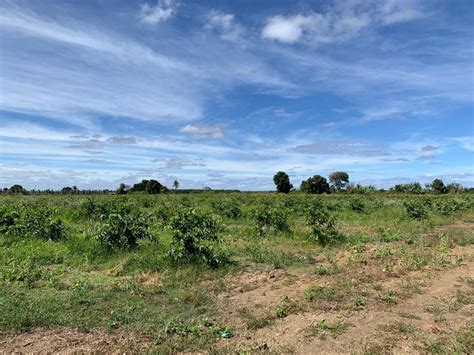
[273,171,293,193]
[329,171,349,191]
[300,175,331,194]
[117,183,127,194]
[173,180,179,190]
[431,178,447,194]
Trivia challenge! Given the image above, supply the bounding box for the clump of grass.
[379,290,397,303]
[303,319,350,339]
[275,295,298,318]
[238,308,274,330]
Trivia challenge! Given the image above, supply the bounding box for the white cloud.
[179,124,225,139]
[0,4,291,126]
[139,0,179,25]
[205,10,244,42]
[452,137,474,152]
[262,15,313,44]
[261,0,422,44]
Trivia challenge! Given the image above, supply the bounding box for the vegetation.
[329,171,349,191]
[300,175,331,194]
[0,185,473,352]
[273,171,293,193]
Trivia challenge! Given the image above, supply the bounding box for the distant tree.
[146,179,164,194]
[391,182,423,194]
[346,183,376,194]
[431,179,447,194]
[61,186,73,194]
[300,175,331,194]
[273,171,293,193]
[446,182,464,194]
[72,185,78,194]
[117,183,127,195]
[130,179,165,194]
[8,184,26,194]
[329,171,349,191]
[173,180,179,191]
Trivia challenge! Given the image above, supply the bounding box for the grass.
[0,192,473,351]
[303,319,350,339]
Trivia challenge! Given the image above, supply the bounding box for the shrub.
[212,198,242,219]
[403,199,428,220]
[97,212,153,250]
[252,203,290,236]
[305,204,342,245]
[433,198,463,216]
[168,208,226,267]
[0,206,19,232]
[155,202,174,225]
[348,198,365,213]
[78,198,137,220]
[1,205,66,241]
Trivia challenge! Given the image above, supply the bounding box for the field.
[0,193,473,353]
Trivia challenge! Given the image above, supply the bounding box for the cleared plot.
[0,193,473,352]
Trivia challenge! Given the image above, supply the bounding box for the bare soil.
[1,227,473,354]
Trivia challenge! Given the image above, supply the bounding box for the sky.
[0,0,473,190]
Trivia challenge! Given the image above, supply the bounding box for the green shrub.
[1,258,44,284]
[212,198,242,219]
[348,198,365,213]
[168,208,226,267]
[403,199,428,220]
[97,212,153,250]
[77,198,133,220]
[1,205,65,241]
[252,203,290,236]
[305,205,342,245]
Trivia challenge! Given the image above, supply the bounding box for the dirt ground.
[217,255,473,353]
[1,244,473,353]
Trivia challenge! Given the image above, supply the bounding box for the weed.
[304,319,350,339]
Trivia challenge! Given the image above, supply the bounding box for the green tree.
[300,175,331,194]
[130,179,165,194]
[8,184,26,194]
[431,178,447,194]
[60,186,73,194]
[329,171,349,191]
[273,171,293,193]
[146,179,164,194]
[117,183,127,195]
[446,182,463,194]
[173,180,179,190]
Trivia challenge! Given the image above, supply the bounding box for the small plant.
[379,290,397,303]
[353,295,366,309]
[315,264,331,275]
[238,308,274,330]
[97,212,153,249]
[303,285,339,302]
[275,295,296,318]
[168,208,226,267]
[305,205,343,245]
[304,319,349,339]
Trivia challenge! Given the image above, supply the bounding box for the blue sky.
[0,0,473,190]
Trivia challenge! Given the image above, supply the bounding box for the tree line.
[273,171,467,194]
[1,175,470,195]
